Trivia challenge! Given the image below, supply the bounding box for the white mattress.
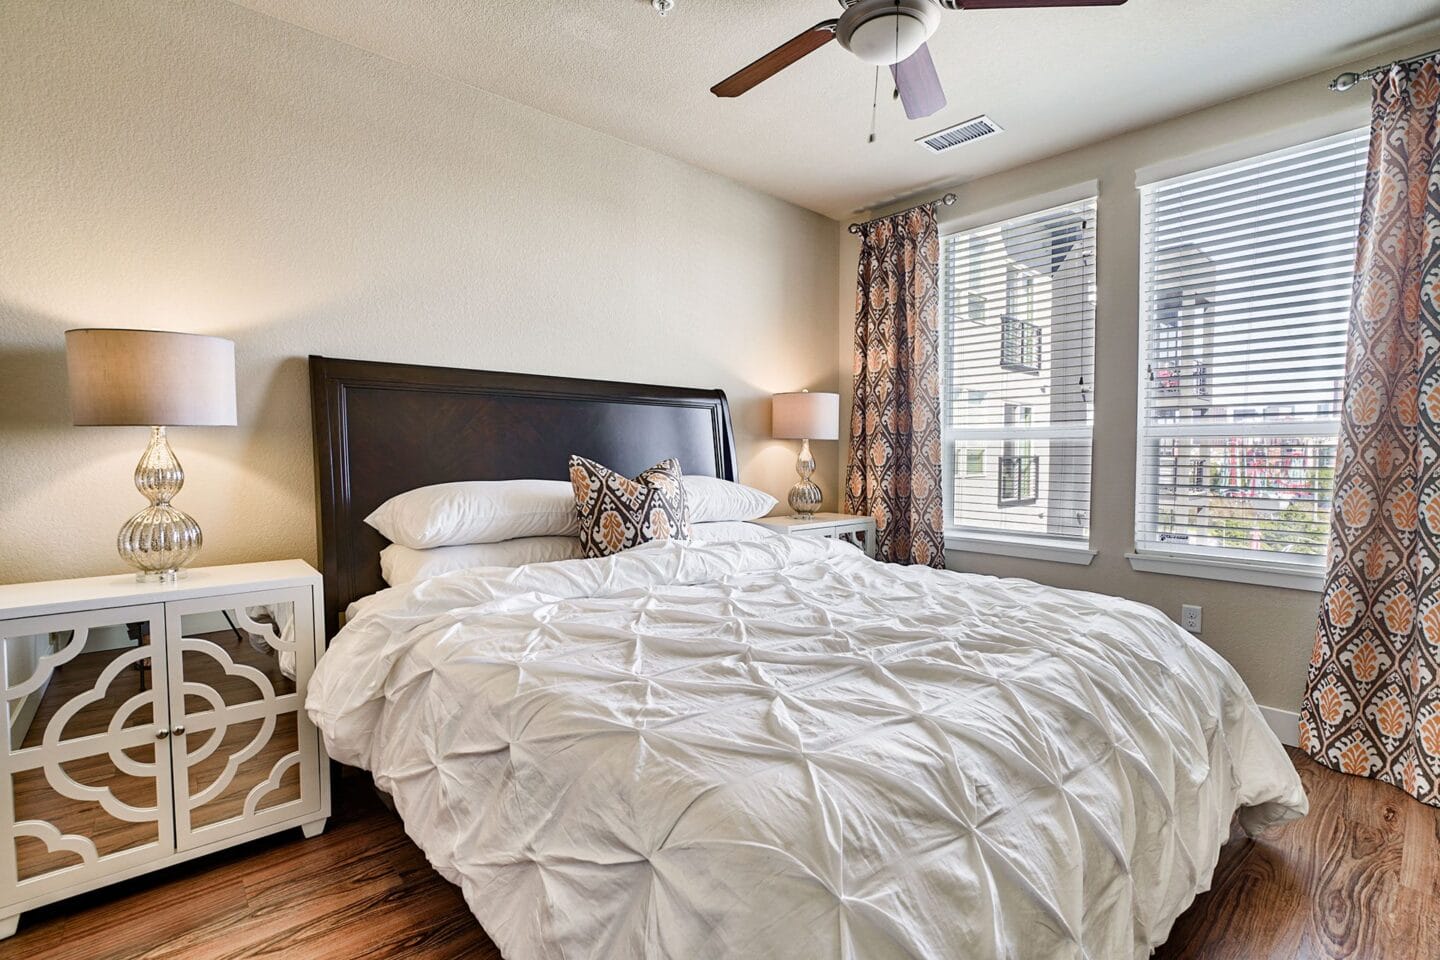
[308,536,1306,960]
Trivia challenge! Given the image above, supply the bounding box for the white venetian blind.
[941,197,1097,545]
[1135,129,1368,566]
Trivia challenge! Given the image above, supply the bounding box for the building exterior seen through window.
[1136,130,1367,565]
[941,198,1097,545]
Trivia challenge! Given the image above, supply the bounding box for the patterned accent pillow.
[568,456,691,558]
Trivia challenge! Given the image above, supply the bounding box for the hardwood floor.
[1154,747,1440,960]
[6,749,1437,959]
[7,786,498,960]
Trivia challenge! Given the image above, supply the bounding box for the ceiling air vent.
[917,115,1003,154]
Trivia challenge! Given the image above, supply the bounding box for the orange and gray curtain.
[1301,57,1440,806]
[845,207,945,567]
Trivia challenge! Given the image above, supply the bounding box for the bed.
[305,355,1308,960]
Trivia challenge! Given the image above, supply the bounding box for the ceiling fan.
[711,0,1128,120]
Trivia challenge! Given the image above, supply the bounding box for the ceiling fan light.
[846,15,930,64]
[837,0,942,66]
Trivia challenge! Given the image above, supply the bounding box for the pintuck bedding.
[308,536,1307,960]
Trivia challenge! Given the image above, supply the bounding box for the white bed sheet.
[309,536,1306,960]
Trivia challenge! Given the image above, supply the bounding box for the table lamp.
[772,390,839,517]
[66,328,237,581]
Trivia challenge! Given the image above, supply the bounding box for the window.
[1135,130,1367,576]
[999,404,1037,504]
[999,453,1039,506]
[1001,267,1042,372]
[963,236,988,323]
[1006,266,1035,319]
[941,196,1097,552]
[1000,316,1042,372]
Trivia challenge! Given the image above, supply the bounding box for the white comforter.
[308,536,1306,960]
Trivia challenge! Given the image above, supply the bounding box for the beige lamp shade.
[772,391,839,441]
[66,328,237,426]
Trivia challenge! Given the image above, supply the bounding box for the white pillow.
[683,476,778,523]
[364,479,579,549]
[380,537,585,586]
[689,521,778,543]
[380,522,777,586]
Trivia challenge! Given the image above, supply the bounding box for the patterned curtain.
[845,207,945,567]
[1300,57,1440,806]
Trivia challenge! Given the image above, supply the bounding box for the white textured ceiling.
[228,0,1440,219]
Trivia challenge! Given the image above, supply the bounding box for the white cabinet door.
[1,604,174,902]
[163,588,322,850]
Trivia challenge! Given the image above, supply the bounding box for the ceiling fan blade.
[951,0,1127,8]
[711,20,838,98]
[890,43,946,120]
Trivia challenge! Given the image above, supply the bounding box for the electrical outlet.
[1181,604,1202,634]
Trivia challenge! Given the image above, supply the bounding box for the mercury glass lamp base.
[788,482,823,517]
[134,568,187,584]
[117,426,204,580]
[787,437,824,517]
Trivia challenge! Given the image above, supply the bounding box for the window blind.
[1135,129,1368,566]
[941,197,1097,545]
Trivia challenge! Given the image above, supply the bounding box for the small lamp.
[772,390,839,517]
[66,328,237,581]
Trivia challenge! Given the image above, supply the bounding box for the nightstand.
[749,512,878,559]
[0,561,331,939]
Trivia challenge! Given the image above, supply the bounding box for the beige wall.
[838,44,1436,714]
[4,0,1427,719]
[0,0,840,585]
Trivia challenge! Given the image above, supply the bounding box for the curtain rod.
[1331,46,1440,91]
[847,193,957,235]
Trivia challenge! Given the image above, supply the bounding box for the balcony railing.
[1000,316,1042,373]
[998,454,1040,506]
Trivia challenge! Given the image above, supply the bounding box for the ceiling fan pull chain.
[869,65,880,142]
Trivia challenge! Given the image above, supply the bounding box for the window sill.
[945,534,1096,566]
[1125,552,1325,592]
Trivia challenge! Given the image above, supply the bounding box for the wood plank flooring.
[7,786,498,960]
[7,748,1438,959]
[1153,747,1440,960]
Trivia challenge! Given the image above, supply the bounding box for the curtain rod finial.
[1330,46,1440,93]
[1330,71,1361,92]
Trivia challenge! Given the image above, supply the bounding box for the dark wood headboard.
[309,356,738,638]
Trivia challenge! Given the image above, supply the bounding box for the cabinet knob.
[172,725,186,736]
[156,728,170,739]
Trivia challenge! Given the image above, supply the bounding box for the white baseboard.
[1259,705,1299,748]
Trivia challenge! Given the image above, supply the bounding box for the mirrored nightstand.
[748,512,877,559]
